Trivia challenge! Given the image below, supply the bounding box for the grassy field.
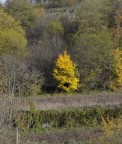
[0,92,122,111]
[0,92,122,144]
[14,106,122,144]
[20,121,122,144]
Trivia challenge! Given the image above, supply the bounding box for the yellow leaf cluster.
[101,117,116,137]
[101,116,122,137]
[110,48,122,90]
[53,51,79,92]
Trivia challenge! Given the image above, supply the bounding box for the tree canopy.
[0,9,27,56]
[53,51,79,92]
[6,0,45,31]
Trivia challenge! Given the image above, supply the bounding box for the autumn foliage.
[53,51,79,92]
[110,48,122,91]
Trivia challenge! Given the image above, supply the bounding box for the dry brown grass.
[33,92,122,110]
[21,128,97,144]
[0,92,122,111]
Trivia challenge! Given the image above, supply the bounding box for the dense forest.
[0,0,122,143]
[0,0,122,96]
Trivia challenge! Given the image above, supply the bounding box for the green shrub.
[14,106,122,132]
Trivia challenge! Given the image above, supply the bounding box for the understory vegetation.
[14,106,122,144]
[15,106,122,132]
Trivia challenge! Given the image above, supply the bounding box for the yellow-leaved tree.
[110,48,122,91]
[53,51,79,92]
